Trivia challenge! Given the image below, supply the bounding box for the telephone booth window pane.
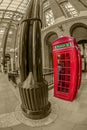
[57,52,71,93]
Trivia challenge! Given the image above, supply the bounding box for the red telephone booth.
[52,36,82,101]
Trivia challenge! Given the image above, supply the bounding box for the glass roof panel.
[7,7,16,10]
[4,11,13,19]
[0,6,8,9]
[0,11,3,18]
[0,23,8,27]
[13,13,22,21]
[1,0,11,4]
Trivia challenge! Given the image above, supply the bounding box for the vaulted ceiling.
[0,0,30,24]
[0,0,30,50]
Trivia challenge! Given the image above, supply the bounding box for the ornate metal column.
[19,0,51,119]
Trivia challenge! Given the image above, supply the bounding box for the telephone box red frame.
[52,36,82,101]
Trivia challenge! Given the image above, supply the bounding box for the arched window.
[44,32,58,68]
[59,1,79,17]
[42,0,54,27]
[70,23,87,72]
[70,23,87,41]
[44,9,54,26]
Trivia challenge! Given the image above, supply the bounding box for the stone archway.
[70,23,87,42]
[44,32,58,68]
[70,23,87,72]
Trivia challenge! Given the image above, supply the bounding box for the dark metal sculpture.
[19,0,51,119]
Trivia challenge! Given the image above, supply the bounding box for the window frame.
[42,0,54,27]
[79,0,87,7]
[59,1,79,18]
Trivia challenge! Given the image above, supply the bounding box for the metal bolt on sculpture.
[18,0,51,119]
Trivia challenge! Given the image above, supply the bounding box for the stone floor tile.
[0,112,20,128]
[0,128,12,130]
[12,124,42,130]
[59,108,87,124]
[73,124,87,130]
[77,94,87,104]
[0,74,19,114]
[42,118,75,130]
[75,103,87,114]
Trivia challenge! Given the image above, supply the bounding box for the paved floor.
[0,73,87,130]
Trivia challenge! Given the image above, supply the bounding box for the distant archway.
[44,32,58,68]
[70,23,87,72]
[70,23,87,42]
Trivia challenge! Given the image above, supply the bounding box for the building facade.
[41,0,87,72]
[0,0,87,73]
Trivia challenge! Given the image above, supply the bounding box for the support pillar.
[19,0,51,119]
[2,23,11,70]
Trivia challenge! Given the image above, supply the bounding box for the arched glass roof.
[0,0,30,23]
[0,0,30,50]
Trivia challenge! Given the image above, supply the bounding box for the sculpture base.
[21,102,51,120]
